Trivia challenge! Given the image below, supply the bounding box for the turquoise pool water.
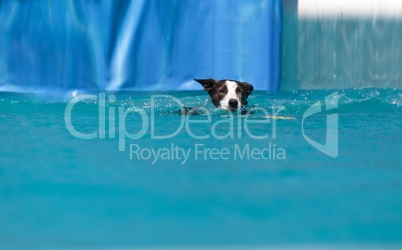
[0,88,401,248]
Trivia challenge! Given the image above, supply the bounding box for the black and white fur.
[195,78,254,111]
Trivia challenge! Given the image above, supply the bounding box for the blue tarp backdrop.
[0,0,282,92]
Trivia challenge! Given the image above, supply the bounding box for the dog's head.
[195,78,254,111]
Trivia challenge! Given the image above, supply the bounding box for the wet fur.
[178,78,254,115]
[195,78,254,110]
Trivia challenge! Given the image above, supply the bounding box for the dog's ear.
[241,81,254,96]
[194,79,216,92]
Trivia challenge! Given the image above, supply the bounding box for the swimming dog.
[195,78,254,111]
[179,79,254,115]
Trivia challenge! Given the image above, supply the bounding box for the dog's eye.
[219,90,225,94]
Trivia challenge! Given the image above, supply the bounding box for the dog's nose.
[228,99,238,109]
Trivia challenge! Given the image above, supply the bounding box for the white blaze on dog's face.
[219,80,241,111]
[195,78,254,111]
